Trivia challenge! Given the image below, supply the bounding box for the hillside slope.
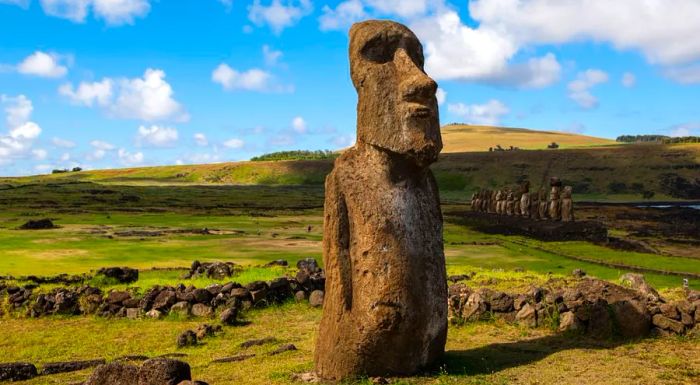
[2,127,698,201]
[441,124,615,152]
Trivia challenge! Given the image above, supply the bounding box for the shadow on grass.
[441,334,629,376]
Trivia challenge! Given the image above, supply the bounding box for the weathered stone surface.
[137,358,191,385]
[314,20,447,380]
[652,314,685,334]
[171,301,191,317]
[270,344,297,355]
[177,330,197,347]
[152,290,177,311]
[97,267,139,283]
[558,311,580,332]
[609,300,651,338]
[41,359,107,375]
[516,303,537,327]
[0,363,38,381]
[85,362,139,385]
[194,324,221,339]
[309,290,324,307]
[220,307,238,325]
[561,186,574,222]
[191,304,213,318]
[240,337,276,348]
[620,273,662,302]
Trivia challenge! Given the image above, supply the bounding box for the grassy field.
[440,124,616,152]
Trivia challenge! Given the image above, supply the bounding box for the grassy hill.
[2,126,699,201]
[440,124,616,152]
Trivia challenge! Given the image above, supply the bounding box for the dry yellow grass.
[440,124,616,153]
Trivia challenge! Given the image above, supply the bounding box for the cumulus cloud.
[194,133,208,147]
[52,137,76,148]
[291,116,307,134]
[87,139,115,160]
[435,87,446,106]
[447,99,509,126]
[117,148,144,165]
[59,78,113,107]
[622,72,636,88]
[319,0,366,31]
[567,69,609,109]
[248,0,312,34]
[664,64,700,84]
[60,69,188,122]
[212,63,292,92]
[136,125,178,147]
[0,94,43,164]
[263,45,283,66]
[17,51,68,78]
[39,0,150,25]
[223,138,245,149]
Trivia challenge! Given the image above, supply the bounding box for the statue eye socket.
[361,35,400,63]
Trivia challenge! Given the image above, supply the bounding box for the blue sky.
[1,0,699,176]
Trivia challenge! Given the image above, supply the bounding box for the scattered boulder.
[558,311,580,332]
[270,344,297,355]
[309,290,324,307]
[652,314,685,334]
[0,363,38,381]
[19,218,56,230]
[194,324,222,340]
[85,362,139,385]
[170,302,191,318]
[191,304,213,318]
[572,269,586,278]
[265,260,288,267]
[240,337,276,349]
[177,330,198,348]
[97,267,139,284]
[41,359,106,375]
[516,303,537,328]
[137,358,191,385]
[219,307,238,325]
[620,273,662,302]
[210,355,255,364]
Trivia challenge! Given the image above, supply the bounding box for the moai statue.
[548,186,562,221]
[561,186,574,222]
[495,190,504,214]
[470,192,477,211]
[506,190,515,216]
[315,20,447,380]
[481,190,490,212]
[513,192,522,216]
[529,190,540,220]
[538,188,548,219]
[520,181,531,218]
[489,190,498,213]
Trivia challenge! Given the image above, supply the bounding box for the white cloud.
[223,138,245,149]
[117,148,144,165]
[39,0,150,25]
[365,0,430,18]
[32,148,48,160]
[136,125,178,147]
[447,99,509,126]
[248,0,312,34]
[319,0,366,31]
[59,78,113,106]
[52,137,76,148]
[567,69,609,109]
[331,134,355,148]
[469,0,700,67]
[219,0,232,11]
[212,63,280,92]
[40,0,91,22]
[622,72,636,88]
[60,152,71,161]
[412,11,560,88]
[176,152,222,165]
[92,0,150,25]
[669,122,700,137]
[1,0,30,8]
[291,116,307,134]
[87,139,115,160]
[436,88,446,106]
[17,51,68,78]
[34,164,54,173]
[194,133,208,147]
[0,94,43,162]
[263,45,283,66]
[60,69,188,122]
[664,64,700,84]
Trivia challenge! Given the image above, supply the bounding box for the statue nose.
[395,49,437,103]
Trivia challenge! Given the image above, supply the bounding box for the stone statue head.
[349,20,442,167]
[563,186,572,198]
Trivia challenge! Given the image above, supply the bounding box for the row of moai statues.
[470,179,574,221]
